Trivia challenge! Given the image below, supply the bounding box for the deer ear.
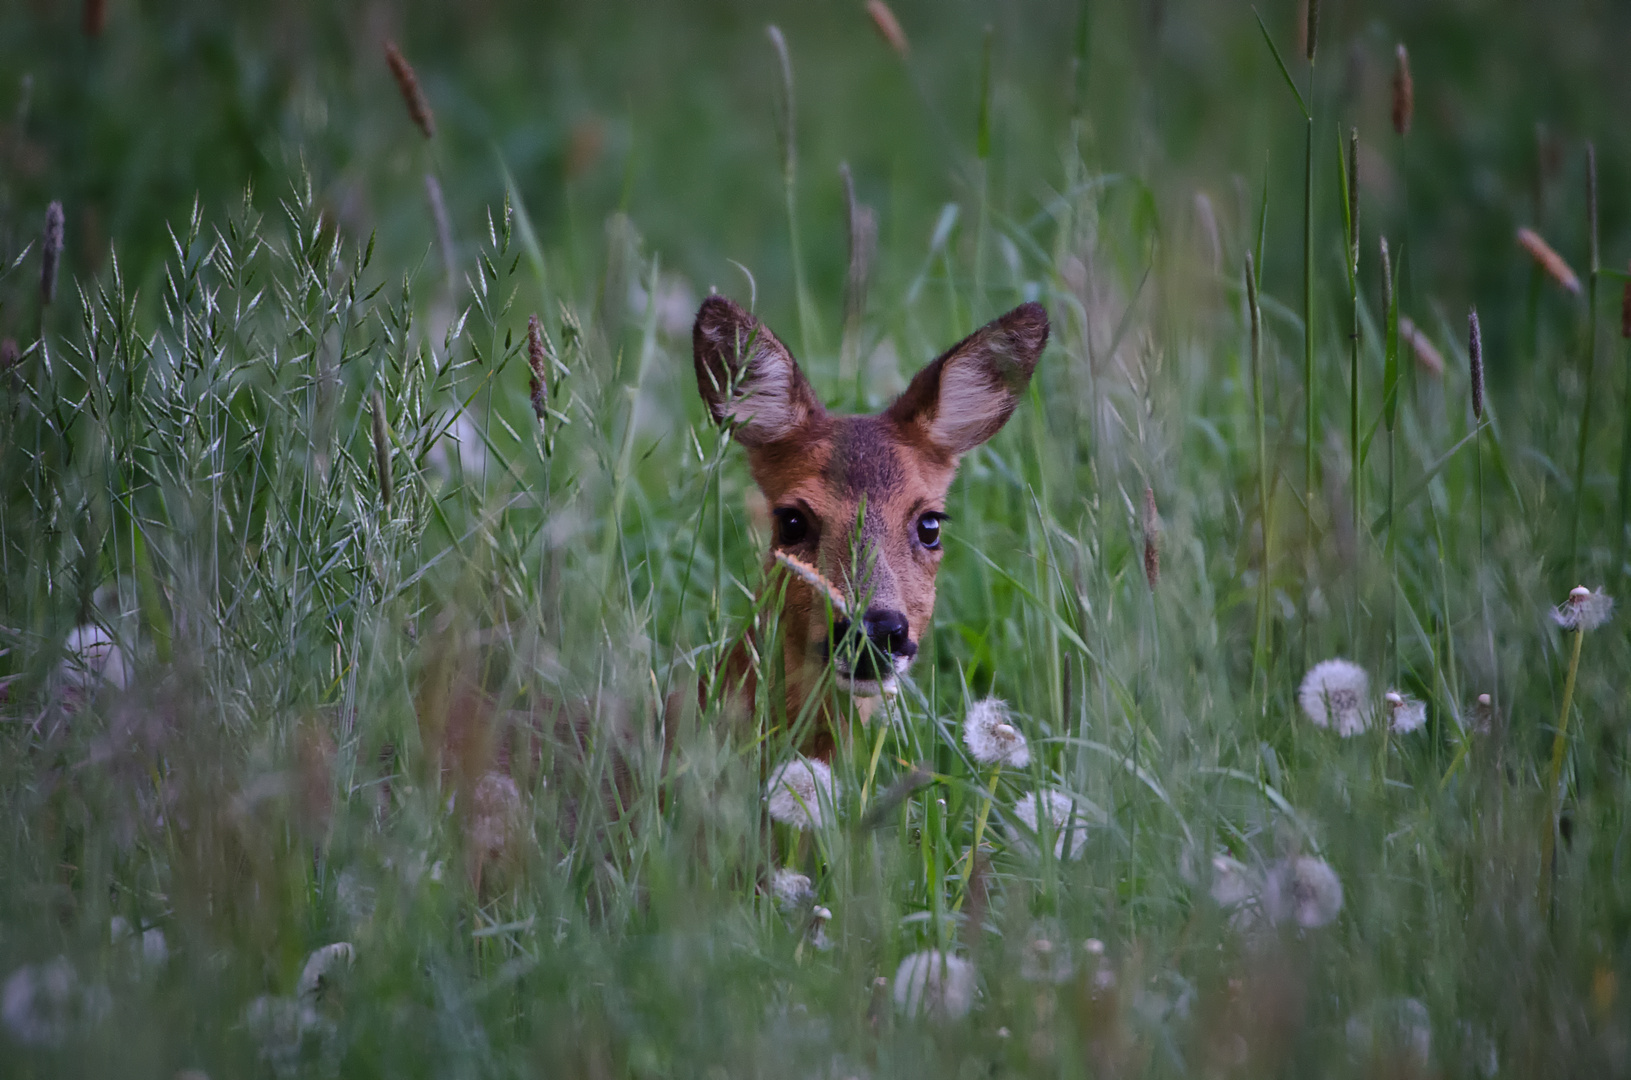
[692,295,824,448]
[885,302,1048,458]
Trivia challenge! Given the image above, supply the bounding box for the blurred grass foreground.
[5,1,1631,1076]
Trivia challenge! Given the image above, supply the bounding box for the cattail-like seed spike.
[1620,277,1631,339]
[384,40,436,139]
[0,338,17,372]
[773,551,849,616]
[1141,485,1160,590]
[41,201,64,305]
[527,313,548,420]
[1391,44,1413,135]
[865,0,909,57]
[1586,143,1599,274]
[371,391,393,510]
[1347,127,1360,278]
[766,26,796,183]
[83,0,106,37]
[1468,307,1484,419]
[1516,227,1582,295]
[1304,0,1319,62]
[1399,316,1444,376]
[1380,236,1393,319]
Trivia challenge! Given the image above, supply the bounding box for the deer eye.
[773,507,811,546]
[916,513,943,550]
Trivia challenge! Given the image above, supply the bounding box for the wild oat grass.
[4,5,1631,1077]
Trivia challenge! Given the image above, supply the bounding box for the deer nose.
[863,608,916,659]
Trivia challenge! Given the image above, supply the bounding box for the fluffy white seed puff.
[766,758,838,830]
[1014,789,1090,859]
[770,868,814,913]
[962,697,1030,768]
[1298,659,1372,736]
[1263,855,1344,929]
[1384,691,1427,734]
[893,949,976,1020]
[1551,585,1614,631]
[57,623,130,700]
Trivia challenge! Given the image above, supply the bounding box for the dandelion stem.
[1568,145,1600,582]
[1539,625,1586,910]
[1302,73,1317,666]
[950,767,1001,914]
[1247,252,1270,707]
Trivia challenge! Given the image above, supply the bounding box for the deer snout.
[863,608,916,660]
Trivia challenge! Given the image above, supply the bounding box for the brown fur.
[692,296,1048,758]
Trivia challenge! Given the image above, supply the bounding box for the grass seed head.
[962,697,1029,768]
[527,313,548,420]
[1304,0,1320,62]
[773,551,849,616]
[893,950,975,1021]
[1551,586,1613,631]
[384,40,436,138]
[865,0,909,57]
[1298,658,1371,736]
[1516,227,1581,294]
[1347,128,1360,276]
[766,757,837,830]
[1398,316,1444,376]
[1587,143,1599,272]
[1142,485,1160,590]
[1391,44,1413,135]
[1468,307,1484,418]
[370,391,393,510]
[82,0,106,37]
[1621,276,1631,339]
[41,200,64,305]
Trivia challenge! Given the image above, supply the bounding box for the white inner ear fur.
[723,339,808,442]
[926,354,1011,455]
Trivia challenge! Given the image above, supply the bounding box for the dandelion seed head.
[297,943,355,1004]
[468,772,524,857]
[1013,788,1090,859]
[1264,855,1344,928]
[1385,691,1428,734]
[1298,659,1372,736]
[962,697,1029,767]
[770,868,814,913]
[57,623,130,708]
[1209,855,1256,908]
[1019,921,1074,985]
[892,950,975,1020]
[1551,586,1613,631]
[766,758,837,830]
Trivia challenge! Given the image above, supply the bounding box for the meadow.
[3,1,1631,1076]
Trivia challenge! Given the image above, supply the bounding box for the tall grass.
[4,5,1631,1077]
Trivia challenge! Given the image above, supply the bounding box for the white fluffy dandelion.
[1018,921,1075,985]
[1208,854,1256,909]
[892,949,976,1020]
[770,868,814,913]
[1551,585,1614,631]
[1,957,110,1048]
[1298,659,1372,736]
[962,697,1030,768]
[296,943,355,1004]
[467,772,524,858]
[1264,855,1344,928]
[766,758,837,830]
[1384,691,1427,734]
[1013,789,1091,859]
[57,623,130,702]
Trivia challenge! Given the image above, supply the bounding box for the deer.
[690,295,1049,761]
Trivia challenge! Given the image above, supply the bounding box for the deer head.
[692,296,1048,757]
